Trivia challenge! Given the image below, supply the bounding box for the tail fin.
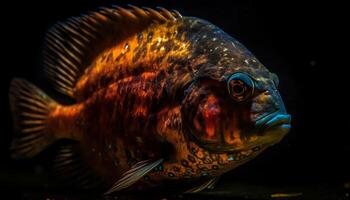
[9,78,59,159]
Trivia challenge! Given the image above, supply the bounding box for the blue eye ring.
[227,72,255,102]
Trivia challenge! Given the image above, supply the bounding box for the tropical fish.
[9,5,291,194]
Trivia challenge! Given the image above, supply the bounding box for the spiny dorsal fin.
[43,5,182,99]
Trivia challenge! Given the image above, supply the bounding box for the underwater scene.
[1,1,348,199]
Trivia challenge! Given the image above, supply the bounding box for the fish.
[8,5,291,194]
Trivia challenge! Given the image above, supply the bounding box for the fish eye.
[227,72,254,102]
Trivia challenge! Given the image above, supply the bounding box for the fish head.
[181,30,291,153]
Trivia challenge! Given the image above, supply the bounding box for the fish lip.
[255,112,292,132]
[254,111,278,124]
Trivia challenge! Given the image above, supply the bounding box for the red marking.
[133,105,149,117]
[193,118,202,131]
[224,112,243,146]
[202,95,220,138]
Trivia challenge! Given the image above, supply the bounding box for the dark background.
[0,0,348,199]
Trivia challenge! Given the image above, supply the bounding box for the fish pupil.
[231,80,246,96]
[233,84,244,95]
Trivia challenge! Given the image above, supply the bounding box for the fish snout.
[255,112,291,136]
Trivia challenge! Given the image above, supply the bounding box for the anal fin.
[53,143,103,189]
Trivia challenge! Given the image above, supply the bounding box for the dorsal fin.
[43,5,182,98]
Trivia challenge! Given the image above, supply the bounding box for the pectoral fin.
[105,159,163,195]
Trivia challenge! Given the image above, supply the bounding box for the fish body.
[9,6,291,193]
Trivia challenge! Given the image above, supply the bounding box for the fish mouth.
[189,112,291,153]
[256,112,292,133]
[227,113,291,151]
[251,112,291,146]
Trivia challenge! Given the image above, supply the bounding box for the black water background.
[0,0,348,199]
